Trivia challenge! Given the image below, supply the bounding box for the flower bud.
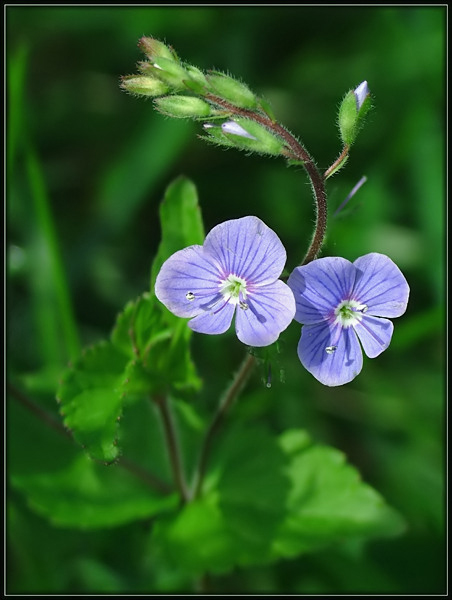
[354,80,369,111]
[138,37,177,62]
[148,57,189,91]
[220,121,257,140]
[182,64,209,94]
[203,118,285,156]
[207,72,258,109]
[120,75,169,97]
[338,81,372,146]
[154,95,213,118]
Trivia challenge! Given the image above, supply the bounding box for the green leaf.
[150,176,205,291]
[153,427,405,575]
[9,395,178,530]
[112,292,202,396]
[273,430,406,558]
[57,341,128,462]
[12,453,178,530]
[111,292,172,359]
[152,426,290,575]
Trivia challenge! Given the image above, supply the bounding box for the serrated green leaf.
[112,292,202,396]
[57,341,128,462]
[111,292,171,359]
[273,430,406,558]
[150,176,205,291]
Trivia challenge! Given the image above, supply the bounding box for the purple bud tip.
[221,121,257,140]
[354,81,369,111]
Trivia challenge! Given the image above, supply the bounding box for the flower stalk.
[192,353,256,499]
[152,393,189,503]
[203,94,327,265]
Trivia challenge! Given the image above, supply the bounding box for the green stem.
[192,353,256,499]
[153,394,189,503]
[206,94,327,265]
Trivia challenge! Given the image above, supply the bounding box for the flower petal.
[155,246,222,318]
[352,253,410,318]
[188,302,235,335]
[203,216,286,285]
[235,280,296,347]
[297,322,363,386]
[287,257,357,325]
[353,315,394,358]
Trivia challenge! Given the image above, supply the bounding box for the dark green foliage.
[7,5,445,595]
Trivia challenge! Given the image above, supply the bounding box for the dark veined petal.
[235,280,296,347]
[352,253,410,318]
[287,257,357,325]
[188,302,235,335]
[297,321,363,387]
[353,315,394,358]
[203,216,287,286]
[155,246,222,318]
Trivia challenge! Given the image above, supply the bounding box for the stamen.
[239,301,249,310]
[325,345,337,354]
[185,292,195,301]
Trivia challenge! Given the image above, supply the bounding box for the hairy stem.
[323,144,350,180]
[192,353,256,499]
[206,94,327,265]
[153,393,189,503]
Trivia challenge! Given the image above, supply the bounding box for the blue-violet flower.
[155,216,296,347]
[287,253,409,386]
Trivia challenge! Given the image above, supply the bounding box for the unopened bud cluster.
[120,36,286,157]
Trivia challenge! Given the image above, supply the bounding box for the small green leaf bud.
[207,72,258,109]
[120,75,169,97]
[138,37,177,62]
[338,81,372,146]
[154,95,213,119]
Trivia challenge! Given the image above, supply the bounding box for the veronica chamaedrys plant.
[287,253,410,386]
[155,216,296,347]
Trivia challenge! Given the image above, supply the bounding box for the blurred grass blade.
[25,144,81,363]
[7,43,28,178]
[8,42,80,366]
[95,117,193,235]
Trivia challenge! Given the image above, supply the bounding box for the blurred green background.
[7,5,445,594]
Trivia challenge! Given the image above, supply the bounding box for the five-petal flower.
[287,253,409,386]
[155,216,296,347]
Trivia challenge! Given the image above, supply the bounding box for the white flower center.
[219,274,248,308]
[334,299,368,328]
